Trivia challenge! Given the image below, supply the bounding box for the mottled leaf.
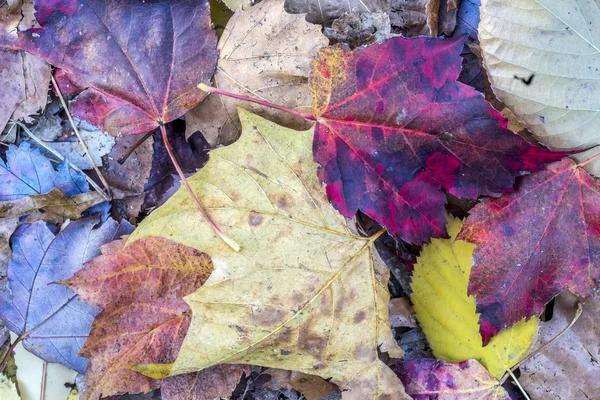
[411,215,537,378]
[63,236,214,399]
[129,110,409,400]
[284,0,390,25]
[393,359,509,400]
[310,36,565,245]
[264,368,339,400]
[459,157,600,344]
[4,0,218,135]
[0,142,88,201]
[161,364,251,400]
[0,217,133,372]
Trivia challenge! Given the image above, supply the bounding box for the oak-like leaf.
[0,217,133,372]
[63,236,215,399]
[393,359,509,400]
[128,109,409,400]
[310,36,566,244]
[4,0,218,135]
[459,158,600,344]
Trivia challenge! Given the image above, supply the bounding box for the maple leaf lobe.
[310,36,566,244]
[459,158,600,344]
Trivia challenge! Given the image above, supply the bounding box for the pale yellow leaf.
[479,0,600,174]
[411,216,538,378]
[129,109,408,399]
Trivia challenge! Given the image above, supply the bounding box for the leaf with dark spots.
[310,36,566,244]
[0,217,133,372]
[4,0,218,136]
[459,158,600,344]
[393,359,509,399]
[62,236,214,399]
[0,141,89,201]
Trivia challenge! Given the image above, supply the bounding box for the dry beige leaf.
[284,0,390,25]
[264,369,339,400]
[187,0,328,146]
[479,0,600,174]
[130,109,408,400]
[388,298,416,328]
[520,293,600,399]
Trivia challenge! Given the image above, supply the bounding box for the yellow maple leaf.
[128,109,409,399]
[411,215,538,378]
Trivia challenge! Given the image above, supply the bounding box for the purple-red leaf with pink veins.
[310,36,566,244]
[2,0,218,136]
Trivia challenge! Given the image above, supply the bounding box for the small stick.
[0,333,26,372]
[505,368,530,400]
[50,75,113,196]
[198,83,317,121]
[160,124,241,251]
[9,120,111,202]
[117,130,154,164]
[40,361,48,400]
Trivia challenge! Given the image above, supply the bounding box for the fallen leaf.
[264,369,339,400]
[0,374,19,400]
[0,141,89,201]
[324,12,392,48]
[41,128,115,170]
[393,359,509,399]
[0,187,104,223]
[520,292,600,400]
[284,0,390,25]
[129,109,409,400]
[188,0,327,146]
[161,364,251,400]
[459,158,600,343]
[3,0,218,136]
[0,1,50,131]
[0,217,133,372]
[411,215,538,378]
[63,236,215,399]
[388,298,416,328]
[0,217,18,289]
[219,0,251,11]
[310,36,565,245]
[478,0,600,174]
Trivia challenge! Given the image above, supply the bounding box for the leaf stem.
[159,124,241,252]
[198,83,317,122]
[505,368,530,400]
[577,150,600,168]
[51,75,113,198]
[40,360,48,400]
[0,333,26,372]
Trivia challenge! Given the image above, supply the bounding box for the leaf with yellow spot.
[127,109,409,400]
[411,216,538,378]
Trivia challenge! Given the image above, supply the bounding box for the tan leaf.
[479,0,600,174]
[129,109,408,400]
[388,298,416,328]
[188,0,328,146]
[520,293,600,399]
[264,369,339,400]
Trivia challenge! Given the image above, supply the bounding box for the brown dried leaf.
[187,0,328,146]
[388,298,416,328]
[161,365,251,400]
[264,369,339,400]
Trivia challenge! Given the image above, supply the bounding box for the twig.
[40,361,48,400]
[505,368,530,400]
[50,75,113,197]
[117,130,154,164]
[160,124,241,251]
[9,120,111,202]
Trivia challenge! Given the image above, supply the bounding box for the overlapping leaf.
[459,158,600,343]
[310,36,566,245]
[393,359,509,399]
[2,0,218,136]
[411,216,537,378]
[63,236,216,399]
[0,217,133,372]
[127,109,408,399]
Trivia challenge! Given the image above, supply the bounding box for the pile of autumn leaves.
[0,0,599,399]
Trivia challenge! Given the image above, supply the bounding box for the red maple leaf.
[459,157,600,344]
[309,36,566,244]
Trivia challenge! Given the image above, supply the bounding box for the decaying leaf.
[0,141,89,201]
[189,0,327,146]
[393,359,509,399]
[0,217,18,288]
[388,297,416,328]
[459,158,600,344]
[264,368,339,400]
[310,36,565,245]
[63,236,215,399]
[284,0,390,25]
[411,215,538,378]
[161,364,251,400]
[0,187,104,223]
[479,0,600,174]
[41,128,115,170]
[0,374,19,400]
[0,217,133,372]
[128,109,408,399]
[324,11,392,48]
[520,293,600,400]
[2,0,218,136]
